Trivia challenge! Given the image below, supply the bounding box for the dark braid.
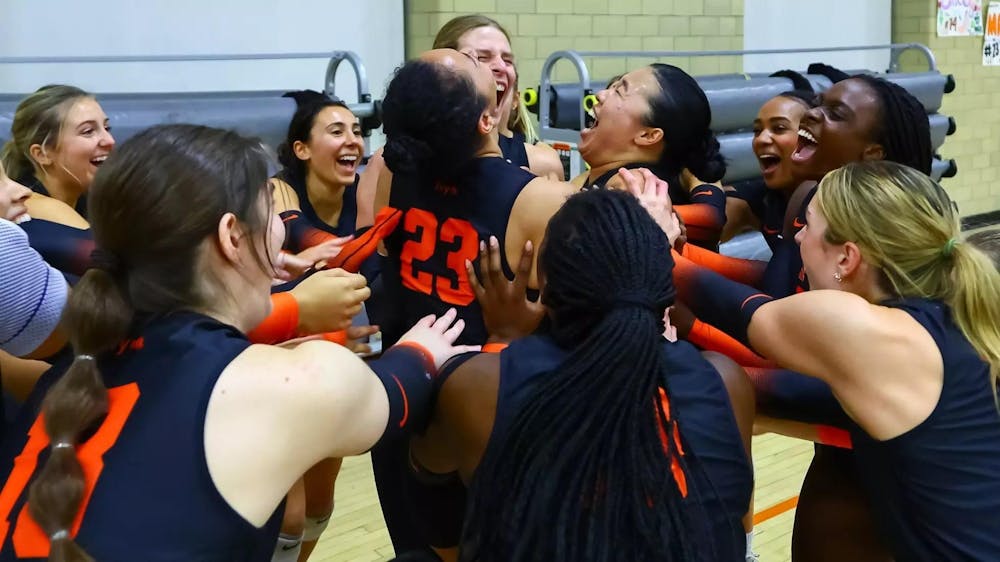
[852,74,932,174]
[461,189,705,561]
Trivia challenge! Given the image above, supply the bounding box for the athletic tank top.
[759,187,813,297]
[0,312,283,561]
[478,335,751,561]
[585,162,727,250]
[17,218,94,282]
[850,298,1000,560]
[497,131,529,169]
[381,157,535,346]
[274,171,359,251]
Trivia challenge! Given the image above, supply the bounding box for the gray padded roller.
[0,91,378,149]
[534,71,952,132]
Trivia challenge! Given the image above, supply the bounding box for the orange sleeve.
[324,206,403,273]
[687,319,776,369]
[675,203,724,247]
[679,243,766,288]
[247,292,299,344]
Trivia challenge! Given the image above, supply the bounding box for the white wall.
[0,0,404,102]
[743,0,892,74]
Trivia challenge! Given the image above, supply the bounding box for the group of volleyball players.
[1,11,998,562]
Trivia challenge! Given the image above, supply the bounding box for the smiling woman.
[433,14,564,179]
[269,91,366,269]
[1,85,115,215]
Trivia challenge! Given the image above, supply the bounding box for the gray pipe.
[534,71,952,132]
[0,91,378,150]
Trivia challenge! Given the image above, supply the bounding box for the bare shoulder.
[525,142,564,181]
[23,193,89,229]
[270,178,301,213]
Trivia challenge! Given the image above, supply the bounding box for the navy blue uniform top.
[274,170,359,252]
[497,131,529,169]
[381,157,535,347]
[850,298,1000,561]
[474,335,751,561]
[586,163,727,250]
[727,178,812,297]
[17,218,94,284]
[0,312,283,561]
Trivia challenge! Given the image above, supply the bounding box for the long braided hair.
[461,188,706,561]
[851,74,932,174]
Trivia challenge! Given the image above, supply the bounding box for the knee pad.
[272,533,302,562]
[302,509,333,542]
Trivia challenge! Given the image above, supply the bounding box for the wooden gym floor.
[309,433,814,561]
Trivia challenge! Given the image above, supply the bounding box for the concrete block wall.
[893,0,1000,218]
[405,0,744,89]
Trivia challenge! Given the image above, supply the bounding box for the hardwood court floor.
[310,433,814,561]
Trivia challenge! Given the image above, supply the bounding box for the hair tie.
[76,354,96,362]
[942,238,957,258]
[50,529,70,541]
[89,248,121,274]
[51,441,74,450]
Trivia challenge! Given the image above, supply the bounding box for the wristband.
[247,292,299,344]
[319,331,349,346]
[482,342,509,353]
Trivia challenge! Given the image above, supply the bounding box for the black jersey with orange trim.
[275,170,359,254]
[850,298,1000,560]
[497,131,529,169]
[0,312,283,561]
[586,163,726,249]
[471,335,751,561]
[17,218,94,283]
[381,157,535,347]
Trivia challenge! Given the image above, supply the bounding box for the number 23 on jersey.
[399,209,480,306]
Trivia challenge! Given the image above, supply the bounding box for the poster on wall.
[984,2,1000,65]
[938,0,985,36]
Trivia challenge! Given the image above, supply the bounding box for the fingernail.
[490,236,498,247]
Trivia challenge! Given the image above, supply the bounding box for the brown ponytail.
[28,267,131,560]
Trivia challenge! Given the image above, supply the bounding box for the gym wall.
[405,0,997,220]
[0,0,405,102]
[894,0,999,219]
[405,0,745,83]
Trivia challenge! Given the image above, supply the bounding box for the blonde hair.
[0,85,92,183]
[432,15,538,143]
[817,161,1000,401]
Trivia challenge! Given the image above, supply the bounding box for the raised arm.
[681,263,942,440]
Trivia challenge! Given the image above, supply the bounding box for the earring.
[833,272,843,283]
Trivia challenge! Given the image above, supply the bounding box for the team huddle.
[1,13,999,562]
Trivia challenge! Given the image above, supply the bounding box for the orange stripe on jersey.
[1,384,140,557]
[816,425,853,449]
[740,293,771,310]
[654,387,688,497]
